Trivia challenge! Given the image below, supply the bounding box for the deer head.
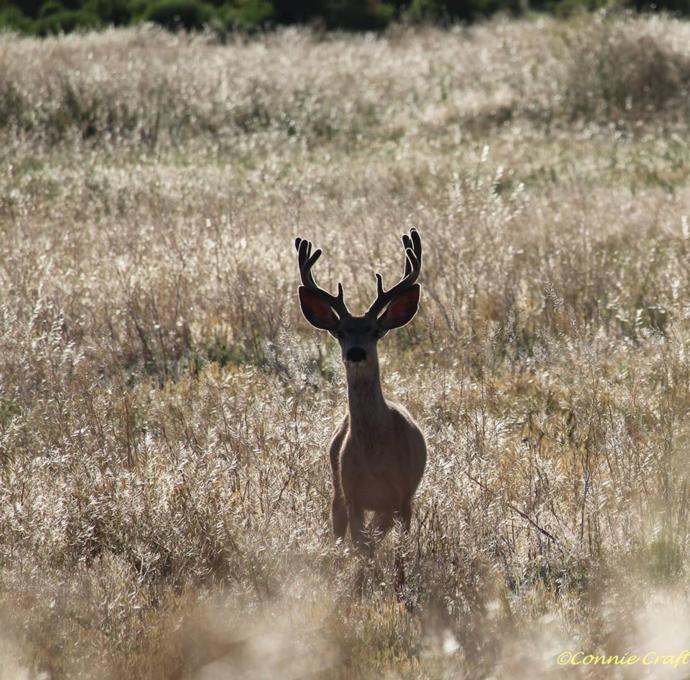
[295,229,422,366]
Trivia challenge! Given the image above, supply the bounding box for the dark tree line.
[0,0,688,35]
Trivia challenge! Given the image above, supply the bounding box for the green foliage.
[38,0,65,17]
[142,0,214,29]
[223,0,274,29]
[271,0,325,22]
[3,0,690,37]
[529,0,607,16]
[9,0,41,18]
[0,4,31,30]
[405,0,521,22]
[84,0,132,24]
[629,0,690,11]
[127,0,150,19]
[34,8,101,34]
[323,0,395,29]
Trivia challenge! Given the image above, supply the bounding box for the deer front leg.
[367,510,394,552]
[328,422,348,541]
[332,492,348,541]
[395,499,413,598]
[347,502,366,554]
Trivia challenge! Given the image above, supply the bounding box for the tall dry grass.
[2,12,690,679]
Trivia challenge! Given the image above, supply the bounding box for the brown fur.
[329,357,426,553]
[295,229,427,589]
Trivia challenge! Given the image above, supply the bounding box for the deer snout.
[346,347,367,363]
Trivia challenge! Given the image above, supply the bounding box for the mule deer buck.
[295,228,427,590]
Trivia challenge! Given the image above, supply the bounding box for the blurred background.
[2,0,690,35]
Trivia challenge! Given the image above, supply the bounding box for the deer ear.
[299,287,339,331]
[377,285,420,331]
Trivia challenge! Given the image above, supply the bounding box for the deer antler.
[366,228,422,318]
[295,237,350,319]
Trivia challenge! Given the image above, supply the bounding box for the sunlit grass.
[1,12,690,679]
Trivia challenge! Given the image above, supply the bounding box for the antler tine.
[366,228,422,318]
[295,236,350,319]
[401,230,421,277]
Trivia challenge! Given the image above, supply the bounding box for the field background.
[2,13,690,679]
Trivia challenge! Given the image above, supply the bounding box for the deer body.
[295,230,427,578]
[331,371,426,542]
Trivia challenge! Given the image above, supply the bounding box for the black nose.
[346,347,367,363]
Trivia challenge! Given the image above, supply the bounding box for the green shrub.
[528,0,606,16]
[404,0,445,21]
[34,8,101,34]
[405,0,521,22]
[84,0,132,24]
[0,4,31,30]
[4,0,690,35]
[271,0,323,22]
[324,0,395,30]
[143,0,214,29]
[8,0,42,18]
[38,0,65,17]
[127,0,149,19]
[223,0,274,29]
[628,0,690,12]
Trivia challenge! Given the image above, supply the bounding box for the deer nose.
[346,347,367,363]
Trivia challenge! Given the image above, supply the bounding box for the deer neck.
[345,355,387,432]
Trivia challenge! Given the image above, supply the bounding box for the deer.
[294,228,427,592]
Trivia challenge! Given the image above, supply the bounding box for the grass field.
[2,12,690,679]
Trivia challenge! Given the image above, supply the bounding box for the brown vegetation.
[1,13,690,679]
